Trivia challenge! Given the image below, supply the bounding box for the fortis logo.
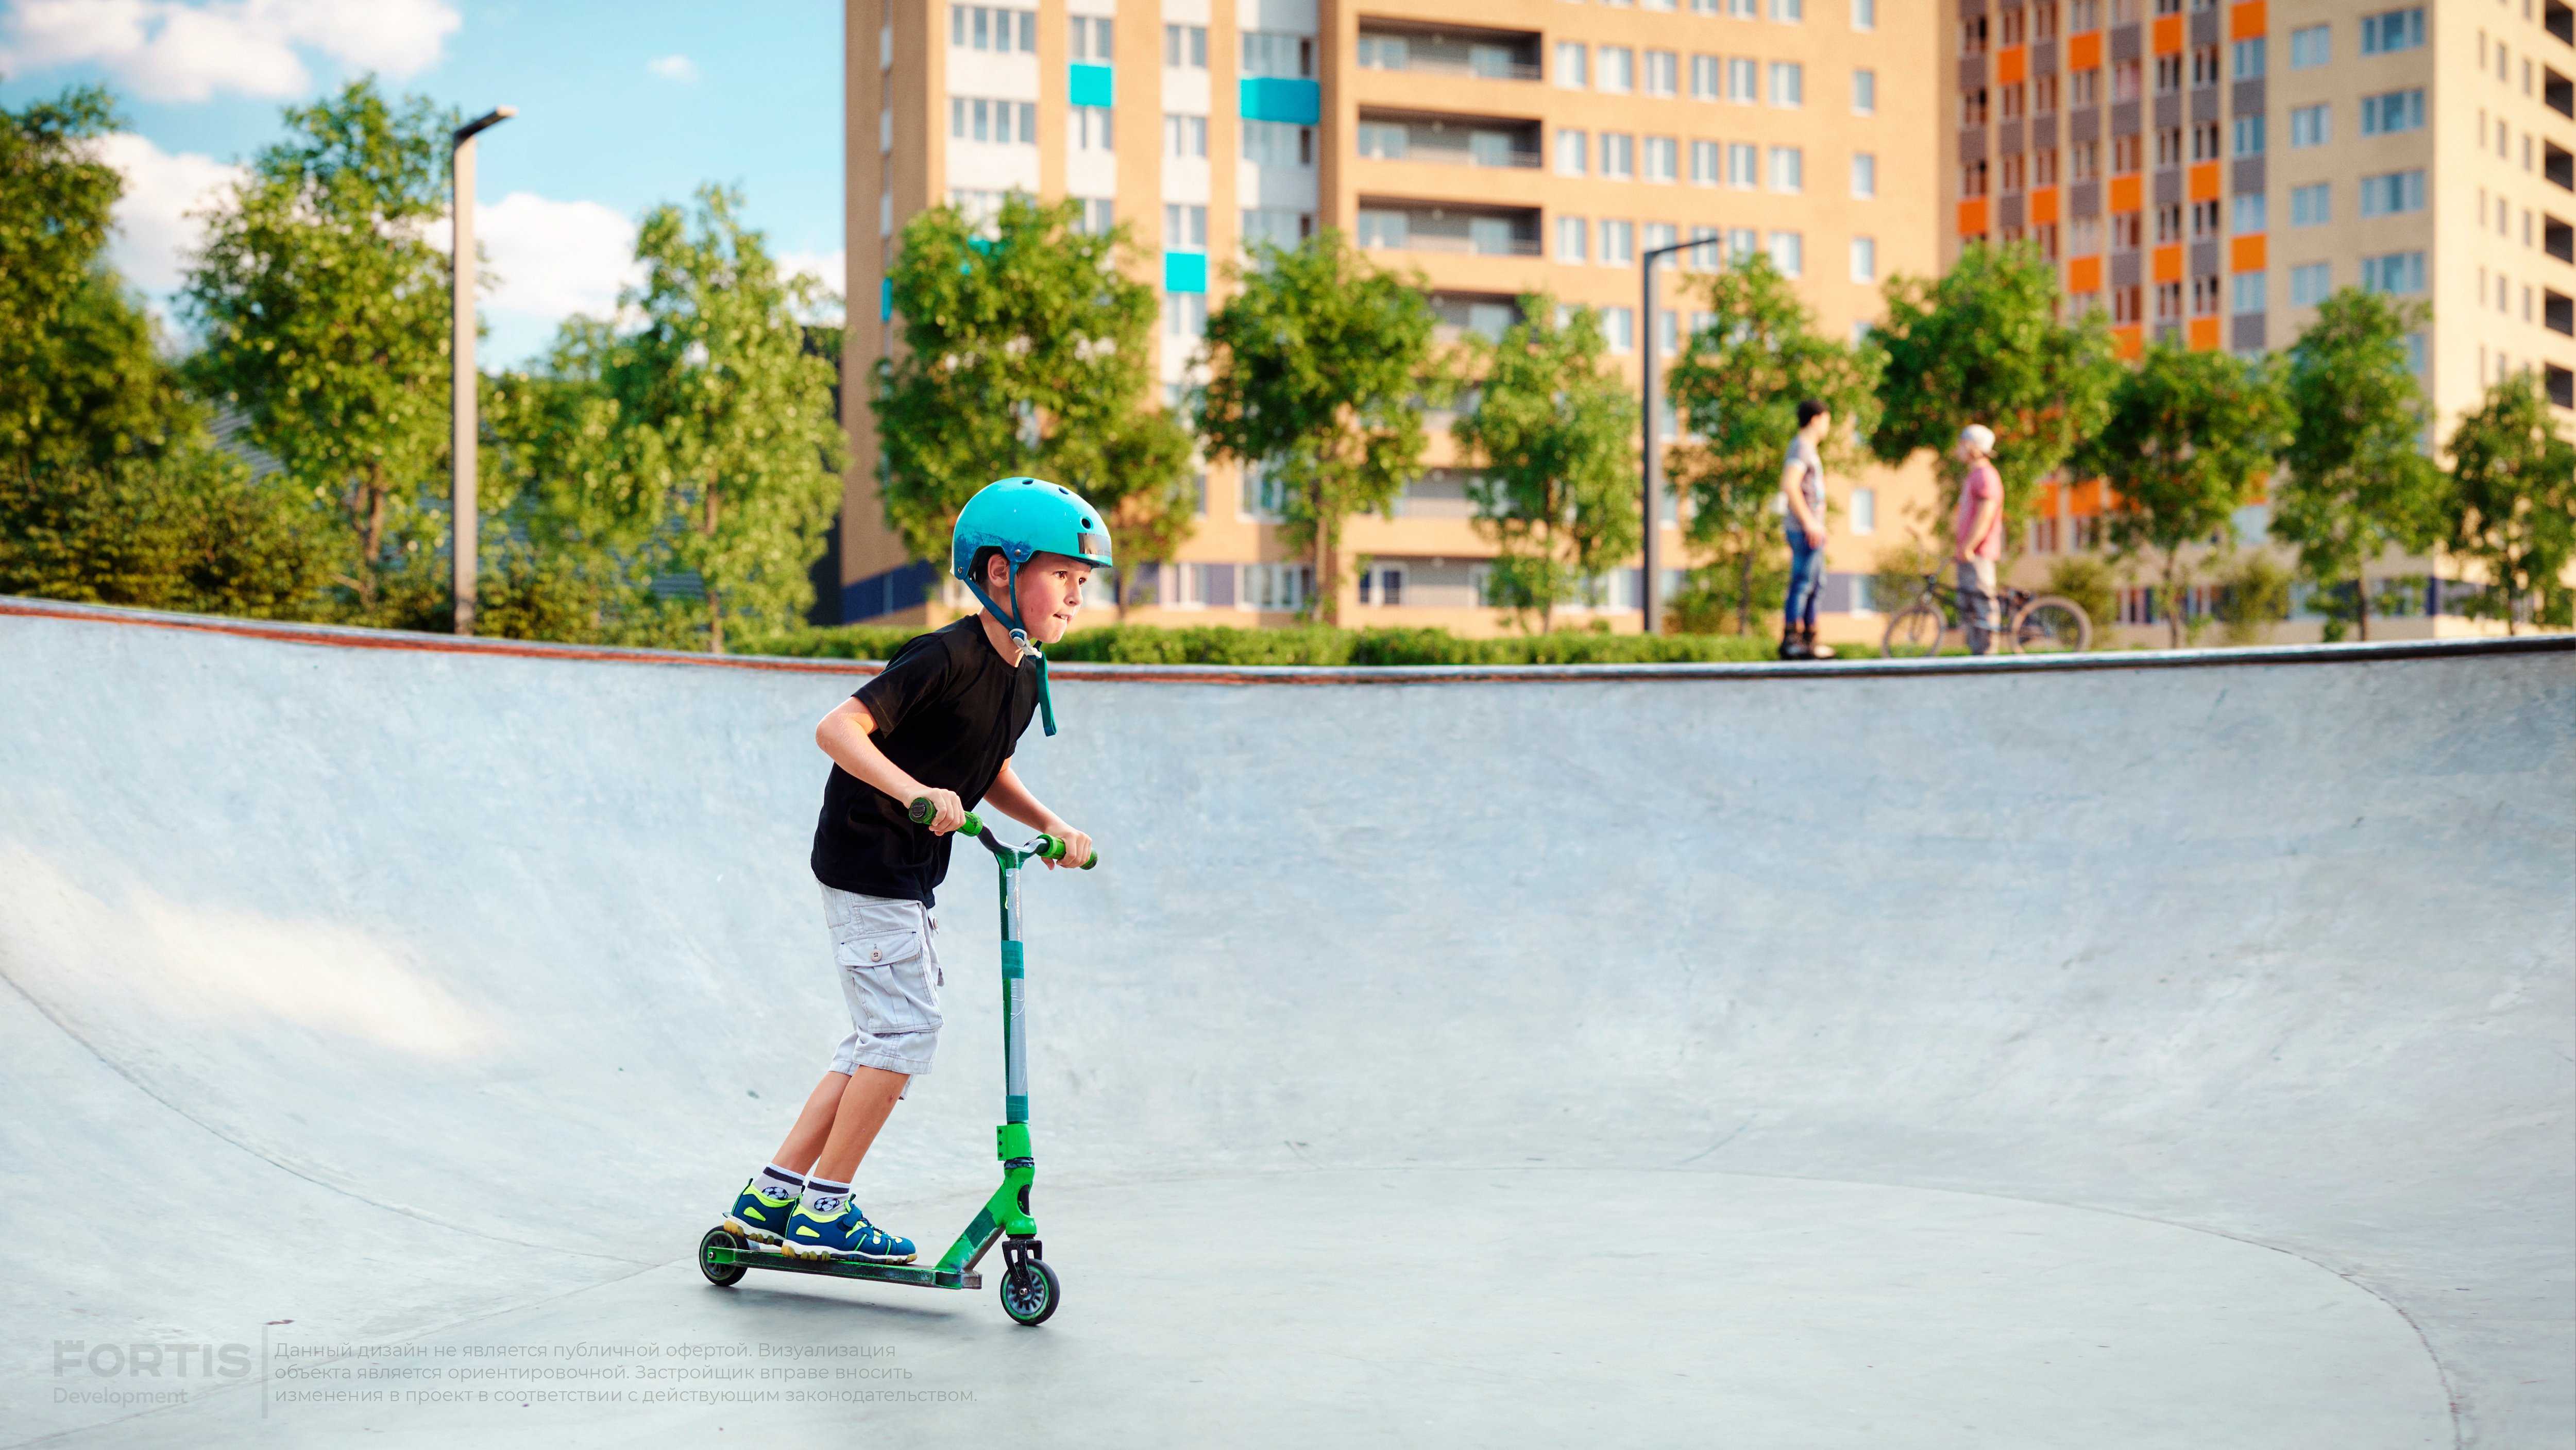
[54,1341,254,1378]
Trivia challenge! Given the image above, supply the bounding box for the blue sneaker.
[721,1179,800,1246]
[779,1200,916,1264]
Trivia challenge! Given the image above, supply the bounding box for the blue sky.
[0,0,844,367]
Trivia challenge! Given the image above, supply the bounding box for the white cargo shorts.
[821,884,943,1088]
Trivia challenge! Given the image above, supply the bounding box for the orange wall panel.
[2230,234,2267,272]
[1957,197,1990,236]
[2069,31,2101,70]
[2030,186,2060,226]
[2230,2,2267,40]
[2188,316,2223,351]
[2188,162,2221,202]
[2152,244,2184,283]
[2109,174,2142,213]
[2113,326,2144,361]
[1999,46,2026,85]
[2067,254,2103,293]
[2153,15,2183,53]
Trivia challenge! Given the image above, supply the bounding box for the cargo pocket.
[833,904,940,1033]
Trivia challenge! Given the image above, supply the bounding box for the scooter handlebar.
[907,797,1098,869]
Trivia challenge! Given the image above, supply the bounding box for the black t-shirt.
[810,616,1040,906]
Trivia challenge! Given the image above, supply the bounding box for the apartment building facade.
[1943,0,2576,641]
[841,0,1941,635]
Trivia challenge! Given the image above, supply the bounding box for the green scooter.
[697,798,1094,1325]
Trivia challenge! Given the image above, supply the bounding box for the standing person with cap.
[1778,399,1838,661]
[1953,425,2005,656]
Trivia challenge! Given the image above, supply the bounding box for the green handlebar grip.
[906,797,985,837]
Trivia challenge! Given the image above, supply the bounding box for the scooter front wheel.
[698,1226,748,1287]
[999,1258,1060,1325]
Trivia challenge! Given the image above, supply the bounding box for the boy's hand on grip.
[909,788,966,834]
[1044,825,1093,871]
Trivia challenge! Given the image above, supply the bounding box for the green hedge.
[743,620,1876,666]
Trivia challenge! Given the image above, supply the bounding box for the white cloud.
[92,131,243,296]
[477,192,641,324]
[645,53,697,82]
[0,0,462,103]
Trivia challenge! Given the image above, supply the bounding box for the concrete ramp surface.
[1,599,2568,1449]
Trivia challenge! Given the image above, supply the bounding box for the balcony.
[2548,289,2573,336]
[2551,1,2574,46]
[1356,110,1541,170]
[2551,68,2575,120]
[1355,23,1541,82]
[1355,201,1541,257]
[2550,215,2575,264]
[1430,292,1524,343]
[2550,365,2574,411]
[2551,142,2575,193]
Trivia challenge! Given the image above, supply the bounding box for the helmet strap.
[966,555,1059,737]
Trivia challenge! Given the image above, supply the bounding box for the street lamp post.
[450,106,515,636]
[1638,235,1702,637]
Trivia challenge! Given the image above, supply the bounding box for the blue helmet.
[948,477,1113,736]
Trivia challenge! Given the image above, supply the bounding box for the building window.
[1600,45,1636,92]
[1242,30,1316,78]
[2360,251,2426,295]
[1692,55,1721,99]
[1070,14,1113,61]
[1852,151,1877,197]
[1241,120,1312,166]
[1165,113,1209,157]
[1769,145,1804,192]
[1602,132,1636,178]
[2191,44,2221,88]
[1727,142,1759,187]
[1850,487,1876,535]
[2232,37,2265,79]
[952,97,1038,144]
[951,4,1037,52]
[1768,230,1804,276]
[1556,129,1588,175]
[1604,305,1636,352]
[2035,147,2059,185]
[1773,0,1803,19]
[2289,25,2329,70]
[2291,183,2330,227]
[1727,57,1759,103]
[1691,140,1721,185]
[1241,207,1313,250]
[2232,114,2265,156]
[2231,192,2266,233]
[1646,50,1679,95]
[1556,215,1588,261]
[1555,41,1588,88]
[2290,261,2331,305]
[1850,235,1877,281]
[1165,291,1208,339]
[1770,61,1804,106]
[2359,89,2426,136]
[1852,0,1876,30]
[1163,22,1207,66]
[2035,73,2059,113]
[1076,197,1115,235]
[2358,8,2424,56]
[2358,170,2426,218]
[1645,135,1679,182]
[1164,203,1208,249]
[1601,219,1635,264]
[2290,104,2330,149]
[2232,270,2266,314]
[1072,105,1114,151]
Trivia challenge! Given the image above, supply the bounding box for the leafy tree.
[0,84,329,617]
[2211,551,2294,645]
[1198,230,1438,625]
[572,185,848,653]
[1449,296,1639,632]
[2042,554,2117,632]
[2443,371,2576,634]
[2076,340,2290,647]
[873,194,1194,618]
[2270,288,2445,642]
[1665,253,1880,634]
[1870,241,2117,542]
[182,78,455,618]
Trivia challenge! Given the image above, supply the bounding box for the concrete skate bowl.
[1,596,2568,1449]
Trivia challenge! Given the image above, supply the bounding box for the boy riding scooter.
[718,478,1107,1263]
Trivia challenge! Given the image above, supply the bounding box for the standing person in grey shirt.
[1778,399,1837,660]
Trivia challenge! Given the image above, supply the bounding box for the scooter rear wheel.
[999,1258,1060,1325]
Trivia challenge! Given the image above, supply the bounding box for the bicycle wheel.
[1881,602,1946,658]
[2011,595,2093,653]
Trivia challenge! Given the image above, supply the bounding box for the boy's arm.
[984,759,1093,869]
[815,697,965,833]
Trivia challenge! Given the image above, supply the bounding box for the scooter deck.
[705,1235,981,1290]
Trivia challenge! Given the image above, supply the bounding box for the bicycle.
[1879,572,2094,658]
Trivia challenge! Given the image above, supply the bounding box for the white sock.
[753,1164,805,1200]
[803,1177,851,1218]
